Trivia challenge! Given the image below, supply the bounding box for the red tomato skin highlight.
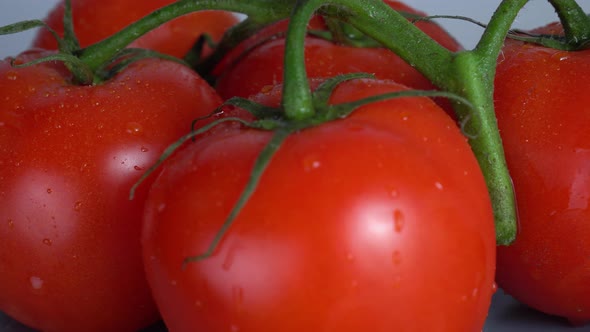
[0,50,222,332]
[142,79,496,332]
[494,23,590,324]
[32,0,239,58]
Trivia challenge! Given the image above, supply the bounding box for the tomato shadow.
[484,289,589,331]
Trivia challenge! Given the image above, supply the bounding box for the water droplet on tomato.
[7,219,14,229]
[30,276,44,290]
[170,280,178,286]
[6,71,17,80]
[42,238,52,246]
[140,146,149,153]
[222,249,236,271]
[74,201,82,212]
[392,275,402,287]
[46,188,53,194]
[393,210,404,233]
[232,286,244,314]
[471,288,479,298]
[157,203,166,213]
[230,324,240,332]
[388,188,400,199]
[346,253,355,262]
[303,156,321,172]
[125,122,144,136]
[492,282,498,293]
[133,165,143,171]
[434,182,444,190]
[392,251,401,265]
[551,51,569,62]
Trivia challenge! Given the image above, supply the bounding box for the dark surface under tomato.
[2,290,588,332]
[0,50,222,332]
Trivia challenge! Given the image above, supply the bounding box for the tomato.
[32,0,239,58]
[142,78,496,332]
[0,50,222,332]
[493,22,590,325]
[213,0,461,100]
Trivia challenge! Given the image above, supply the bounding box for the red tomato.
[32,0,239,58]
[494,23,590,325]
[213,0,461,99]
[142,79,496,332]
[0,50,222,332]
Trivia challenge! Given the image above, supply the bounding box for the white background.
[2,0,590,58]
[2,1,590,332]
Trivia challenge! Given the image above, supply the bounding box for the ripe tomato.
[494,23,590,325]
[32,0,239,58]
[0,50,222,332]
[213,0,461,100]
[142,79,496,332]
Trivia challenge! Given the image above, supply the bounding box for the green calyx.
[129,72,472,266]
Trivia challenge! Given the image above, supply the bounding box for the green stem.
[284,0,527,244]
[78,0,294,72]
[548,0,590,47]
[281,0,319,121]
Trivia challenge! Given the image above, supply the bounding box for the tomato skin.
[0,50,222,332]
[213,0,461,100]
[494,24,590,324]
[32,0,239,58]
[142,79,496,332]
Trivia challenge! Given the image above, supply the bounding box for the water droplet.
[42,238,52,246]
[30,276,44,290]
[434,182,444,190]
[222,248,236,271]
[303,156,321,171]
[389,188,400,199]
[392,251,401,265]
[125,122,144,136]
[7,219,14,229]
[492,282,498,293]
[346,253,355,262]
[140,146,149,152]
[46,188,53,194]
[6,71,17,80]
[230,324,240,332]
[133,165,143,171]
[391,275,402,288]
[393,210,404,233]
[170,280,178,286]
[74,201,82,212]
[471,288,479,298]
[233,286,244,314]
[551,51,569,62]
[157,203,166,213]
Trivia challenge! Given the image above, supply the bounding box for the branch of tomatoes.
[1,0,589,248]
[64,0,587,246]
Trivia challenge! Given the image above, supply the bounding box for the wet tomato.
[142,78,496,332]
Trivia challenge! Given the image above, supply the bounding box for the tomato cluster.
[0,0,589,331]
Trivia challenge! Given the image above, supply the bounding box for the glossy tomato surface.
[0,50,222,332]
[213,0,461,100]
[32,0,239,58]
[142,79,496,332]
[494,23,590,325]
